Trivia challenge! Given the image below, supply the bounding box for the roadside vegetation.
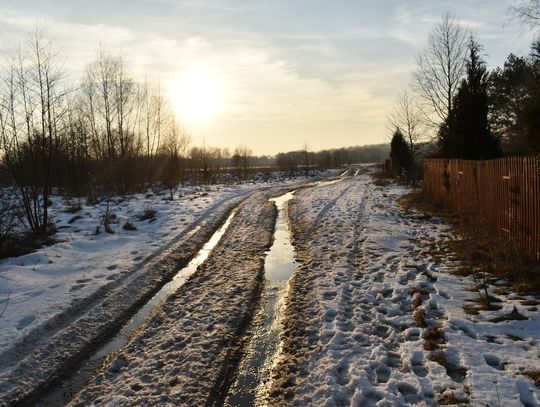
[386,2,540,325]
[386,3,540,180]
[0,26,387,259]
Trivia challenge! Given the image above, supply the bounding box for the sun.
[172,69,221,124]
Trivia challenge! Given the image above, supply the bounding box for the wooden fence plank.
[423,157,539,260]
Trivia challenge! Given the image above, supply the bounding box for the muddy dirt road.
[6,170,537,406]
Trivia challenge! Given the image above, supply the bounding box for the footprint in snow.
[375,364,391,384]
[17,315,35,330]
[484,353,505,371]
[397,382,422,403]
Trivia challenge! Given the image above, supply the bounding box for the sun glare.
[172,69,221,124]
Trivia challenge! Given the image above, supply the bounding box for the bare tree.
[387,89,426,152]
[233,145,252,181]
[140,79,167,183]
[161,122,190,198]
[82,48,140,192]
[511,0,540,32]
[412,13,469,127]
[0,26,70,235]
[301,142,310,176]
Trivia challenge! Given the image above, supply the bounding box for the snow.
[267,173,540,406]
[0,171,335,404]
[0,184,247,353]
[69,190,279,406]
[3,167,538,405]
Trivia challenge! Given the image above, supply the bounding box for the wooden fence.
[423,157,540,260]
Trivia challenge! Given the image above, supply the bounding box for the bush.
[138,208,157,221]
[122,221,137,231]
[64,203,82,213]
[0,188,17,258]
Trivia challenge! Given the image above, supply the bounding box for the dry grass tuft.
[489,306,528,323]
[122,221,137,231]
[402,192,540,295]
[438,390,466,405]
[524,371,540,387]
[521,299,540,306]
[64,203,82,213]
[423,323,445,351]
[413,307,427,328]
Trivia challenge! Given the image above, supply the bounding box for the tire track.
[266,178,365,405]
[69,191,278,407]
[0,193,248,406]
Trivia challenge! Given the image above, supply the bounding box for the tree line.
[388,1,540,177]
[0,27,388,239]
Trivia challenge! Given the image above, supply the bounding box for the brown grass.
[138,208,157,221]
[430,350,447,366]
[521,300,540,306]
[524,371,540,387]
[122,221,138,231]
[489,306,528,323]
[403,191,540,295]
[64,203,82,213]
[438,391,466,405]
[423,324,445,351]
[413,307,426,328]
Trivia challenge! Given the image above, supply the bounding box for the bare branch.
[510,0,540,32]
[0,291,10,320]
[411,13,470,127]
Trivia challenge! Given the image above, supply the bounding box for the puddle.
[38,209,238,406]
[225,192,297,407]
[226,178,349,406]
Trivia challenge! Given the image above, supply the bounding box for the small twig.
[0,291,10,319]
[470,372,475,407]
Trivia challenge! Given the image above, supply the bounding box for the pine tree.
[439,38,502,159]
[390,128,411,175]
[519,41,540,154]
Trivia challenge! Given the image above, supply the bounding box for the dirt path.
[69,190,278,406]
[0,194,246,406]
[266,177,371,405]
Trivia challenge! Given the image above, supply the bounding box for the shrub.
[138,208,157,221]
[123,222,137,231]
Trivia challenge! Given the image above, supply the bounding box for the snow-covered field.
[0,184,247,352]
[268,174,540,406]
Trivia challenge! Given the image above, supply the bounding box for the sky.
[0,0,536,154]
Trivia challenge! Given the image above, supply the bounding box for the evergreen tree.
[519,41,540,154]
[489,41,540,154]
[390,128,411,175]
[489,54,532,154]
[439,38,502,159]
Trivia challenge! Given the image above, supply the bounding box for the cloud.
[0,1,534,153]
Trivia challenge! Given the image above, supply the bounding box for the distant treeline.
[272,144,388,174]
[0,27,389,237]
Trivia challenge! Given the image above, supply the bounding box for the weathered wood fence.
[423,157,540,260]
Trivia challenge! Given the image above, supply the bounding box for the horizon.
[0,1,536,155]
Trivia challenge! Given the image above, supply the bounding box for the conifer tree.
[390,128,411,175]
[439,38,501,159]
